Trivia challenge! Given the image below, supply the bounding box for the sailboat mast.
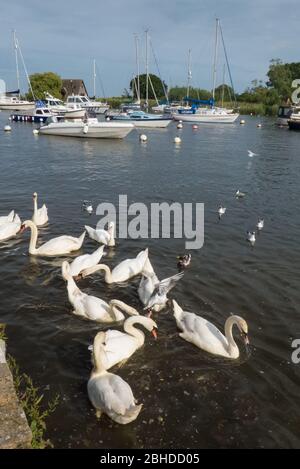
[221,63,225,107]
[187,49,192,99]
[212,18,220,102]
[13,30,20,98]
[134,34,140,102]
[145,29,149,111]
[93,59,96,98]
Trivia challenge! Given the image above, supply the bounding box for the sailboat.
[0,31,34,111]
[109,31,172,128]
[174,19,239,124]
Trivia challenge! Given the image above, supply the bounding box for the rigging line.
[149,37,168,102]
[148,73,159,106]
[219,22,237,107]
[15,37,35,100]
[95,62,106,99]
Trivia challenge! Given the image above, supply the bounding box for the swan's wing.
[0,221,20,241]
[40,235,82,254]
[178,311,228,354]
[70,253,91,275]
[81,295,111,321]
[138,275,154,305]
[158,271,184,295]
[106,374,136,414]
[88,373,135,416]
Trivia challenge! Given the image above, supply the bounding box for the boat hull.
[174,113,239,123]
[38,122,134,138]
[288,120,300,131]
[0,102,35,111]
[109,116,172,128]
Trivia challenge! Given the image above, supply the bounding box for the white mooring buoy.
[240,119,246,125]
[4,125,11,132]
[174,136,181,144]
[177,123,183,129]
[33,129,39,135]
[140,134,147,142]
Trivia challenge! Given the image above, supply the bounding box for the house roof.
[61,79,88,97]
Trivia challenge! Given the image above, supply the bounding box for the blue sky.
[0,0,299,97]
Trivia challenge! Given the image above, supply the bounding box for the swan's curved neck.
[224,317,239,357]
[67,276,80,300]
[93,334,106,375]
[123,317,147,346]
[96,264,113,283]
[110,300,139,318]
[33,197,38,215]
[26,221,38,254]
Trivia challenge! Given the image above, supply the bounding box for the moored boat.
[11,107,53,123]
[288,110,300,131]
[174,107,239,124]
[38,116,134,138]
[108,110,172,128]
[277,105,300,126]
[0,96,35,111]
[66,95,109,114]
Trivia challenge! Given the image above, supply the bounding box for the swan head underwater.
[177,254,192,272]
[235,316,249,346]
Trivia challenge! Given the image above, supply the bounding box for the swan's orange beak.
[151,328,158,340]
[19,224,26,234]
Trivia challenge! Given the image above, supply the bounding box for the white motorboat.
[0,95,34,111]
[38,116,134,139]
[276,105,300,126]
[66,95,109,114]
[64,103,86,119]
[43,93,68,114]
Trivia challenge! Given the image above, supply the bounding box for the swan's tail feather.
[85,225,96,241]
[109,403,142,424]
[78,231,86,247]
[8,210,15,222]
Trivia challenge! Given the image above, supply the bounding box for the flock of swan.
[1,192,250,425]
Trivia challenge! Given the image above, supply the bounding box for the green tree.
[168,86,211,102]
[214,84,235,102]
[130,74,168,100]
[26,72,62,100]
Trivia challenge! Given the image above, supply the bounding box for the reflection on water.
[0,114,300,448]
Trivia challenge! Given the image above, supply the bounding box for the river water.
[0,113,299,448]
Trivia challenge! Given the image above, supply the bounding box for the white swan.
[138,267,184,312]
[0,210,15,226]
[88,331,142,424]
[62,261,139,322]
[89,316,158,370]
[32,192,48,226]
[173,300,249,359]
[81,248,149,284]
[0,214,21,241]
[21,220,85,256]
[69,245,105,277]
[85,222,115,247]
